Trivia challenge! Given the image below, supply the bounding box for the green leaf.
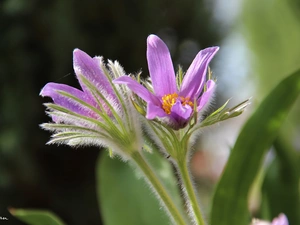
[9,208,66,225]
[260,136,300,225]
[210,69,300,225]
[97,150,183,225]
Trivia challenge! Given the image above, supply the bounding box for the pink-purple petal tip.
[272,214,289,225]
[146,34,177,97]
[40,82,101,120]
[180,46,219,99]
[73,48,113,97]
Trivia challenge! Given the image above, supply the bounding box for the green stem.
[177,159,206,225]
[131,151,187,225]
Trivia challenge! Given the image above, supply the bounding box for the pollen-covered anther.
[162,93,194,114]
[180,96,194,107]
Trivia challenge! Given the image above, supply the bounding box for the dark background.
[0,1,222,224]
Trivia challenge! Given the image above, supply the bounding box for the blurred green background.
[1,0,299,224]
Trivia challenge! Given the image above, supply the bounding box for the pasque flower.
[41,49,117,121]
[114,34,219,129]
[40,49,143,158]
[40,49,189,225]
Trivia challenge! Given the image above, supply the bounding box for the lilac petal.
[146,102,167,119]
[113,76,161,105]
[272,214,289,225]
[197,80,216,111]
[40,82,98,118]
[171,100,193,120]
[147,35,177,97]
[180,46,219,99]
[73,49,114,99]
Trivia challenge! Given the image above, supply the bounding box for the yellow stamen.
[162,93,194,114]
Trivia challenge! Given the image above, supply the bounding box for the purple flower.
[271,214,289,225]
[40,49,118,121]
[40,49,143,156]
[114,34,219,129]
[252,214,289,225]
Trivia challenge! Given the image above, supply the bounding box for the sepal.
[199,98,250,128]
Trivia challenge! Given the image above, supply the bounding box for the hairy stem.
[177,159,206,225]
[131,151,187,225]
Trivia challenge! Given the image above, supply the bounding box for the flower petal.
[272,214,289,225]
[113,76,160,105]
[147,35,177,97]
[73,49,114,99]
[171,100,193,120]
[146,102,167,119]
[180,46,219,99]
[40,82,97,118]
[197,80,216,111]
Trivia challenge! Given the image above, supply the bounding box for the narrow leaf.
[210,69,300,225]
[9,208,66,225]
[260,136,300,225]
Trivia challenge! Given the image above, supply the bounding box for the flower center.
[161,93,194,114]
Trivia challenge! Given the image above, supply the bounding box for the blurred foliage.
[9,208,66,225]
[242,0,300,148]
[242,0,300,94]
[210,69,300,225]
[261,136,300,225]
[241,2,300,222]
[0,0,220,224]
[97,150,183,225]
